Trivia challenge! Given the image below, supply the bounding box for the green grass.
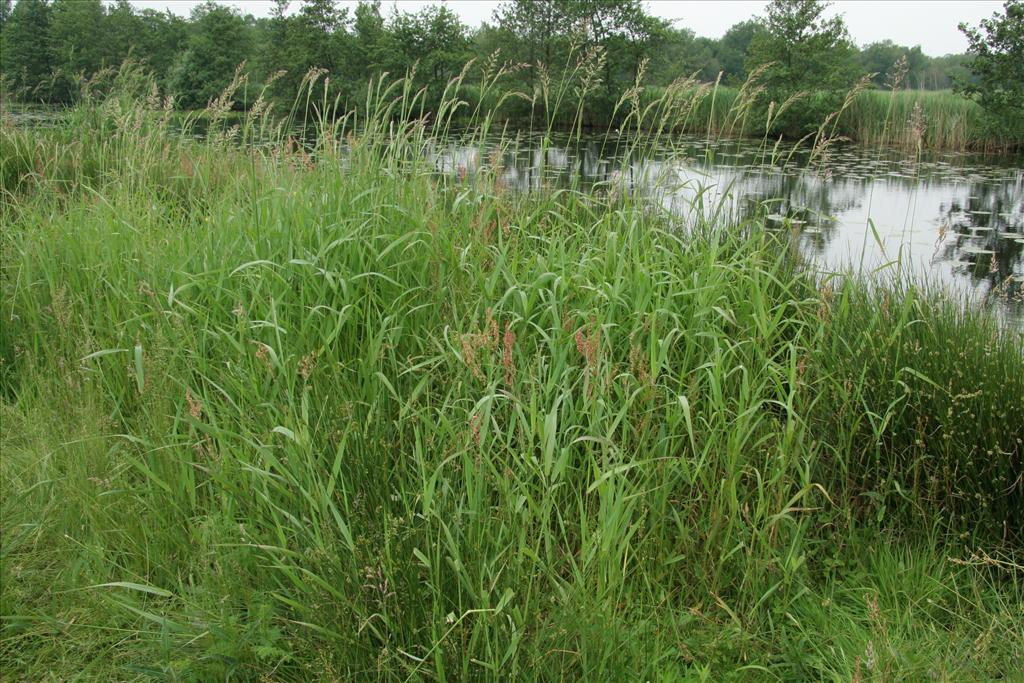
[809,279,1024,538]
[635,85,1014,153]
[837,89,1016,153]
[1,67,1022,681]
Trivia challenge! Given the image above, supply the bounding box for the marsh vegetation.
[1,50,1022,681]
[1,0,1022,150]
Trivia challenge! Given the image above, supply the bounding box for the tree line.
[1,0,1020,138]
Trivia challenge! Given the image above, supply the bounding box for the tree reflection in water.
[428,133,1023,323]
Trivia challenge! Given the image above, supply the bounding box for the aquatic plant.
[1,65,1021,681]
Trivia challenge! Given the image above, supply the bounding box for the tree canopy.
[1,0,54,96]
[0,0,1003,135]
[957,0,1024,137]
[167,1,253,108]
[745,0,860,136]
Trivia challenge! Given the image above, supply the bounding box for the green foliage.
[0,0,190,103]
[0,0,1006,149]
[255,0,474,114]
[490,0,663,123]
[102,0,146,67]
[647,27,721,83]
[490,0,574,73]
[1,72,1022,681]
[859,40,927,88]
[715,20,765,84]
[349,0,392,78]
[857,47,976,92]
[0,0,53,99]
[921,53,974,90]
[47,0,105,102]
[810,281,1024,539]
[273,0,349,97]
[746,0,860,137]
[388,5,471,106]
[168,1,253,109]
[958,0,1024,139]
[131,8,189,92]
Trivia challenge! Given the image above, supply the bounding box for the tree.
[253,0,292,100]
[134,9,188,89]
[577,0,662,106]
[103,0,146,68]
[858,40,927,89]
[746,0,859,136]
[291,0,349,77]
[919,53,972,91]
[168,1,253,108]
[492,0,659,122]
[492,0,570,76]
[0,0,13,31]
[648,27,719,83]
[258,0,352,106]
[0,0,54,99]
[715,20,764,84]
[48,0,106,101]
[389,4,470,97]
[958,0,1024,137]
[350,1,394,79]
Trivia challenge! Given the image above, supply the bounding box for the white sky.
[125,0,1005,57]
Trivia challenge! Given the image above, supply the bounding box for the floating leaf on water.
[961,245,996,255]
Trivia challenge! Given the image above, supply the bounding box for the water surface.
[432,133,1024,325]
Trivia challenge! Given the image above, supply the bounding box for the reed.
[837,88,1018,153]
[634,84,1016,153]
[808,278,1024,538]
[1,66,1021,681]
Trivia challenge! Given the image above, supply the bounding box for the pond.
[431,133,1024,326]
[10,105,1023,324]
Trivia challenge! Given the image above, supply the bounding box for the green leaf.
[133,342,145,393]
[90,581,173,598]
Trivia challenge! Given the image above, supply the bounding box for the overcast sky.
[126,1,1004,57]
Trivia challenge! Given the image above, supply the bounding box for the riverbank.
[633,85,1019,153]
[2,77,1022,681]
[6,77,1019,156]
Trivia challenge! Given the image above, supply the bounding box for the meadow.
[1,67,1022,681]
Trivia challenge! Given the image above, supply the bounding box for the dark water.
[431,133,1024,325]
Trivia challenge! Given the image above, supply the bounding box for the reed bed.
[634,85,1015,153]
[837,88,1018,153]
[1,65,1022,681]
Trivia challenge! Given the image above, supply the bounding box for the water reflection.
[430,133,1024,324]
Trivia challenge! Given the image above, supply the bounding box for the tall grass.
[838,88,1018,153]
[612,85,1013,153]
[1,64,1022,680]
[809,279,1024,538]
